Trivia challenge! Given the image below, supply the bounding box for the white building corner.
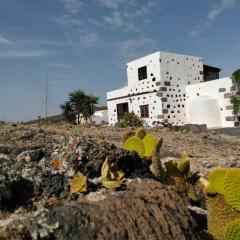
[107,51,237,128]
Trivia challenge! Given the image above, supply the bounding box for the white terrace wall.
[186,78,236,128]
[159,52,204,126]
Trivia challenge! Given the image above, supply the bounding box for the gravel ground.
[1,122,238,239]
[1,122,239,176]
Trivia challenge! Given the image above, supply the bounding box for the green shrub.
[118,112,144,128]
[230,69,240,115]
[230,95,240,115]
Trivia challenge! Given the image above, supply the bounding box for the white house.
[107,51,237,128]
[92,106,108,125]
[77,106,108,125]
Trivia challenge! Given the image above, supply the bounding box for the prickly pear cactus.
[122,130,135,144]
[149,150,198,201]
[135,127,146,139]
[122,128,163,159]
[207,168,227,194]
[142,133,156,158]
[155,137,163,153]
[223,169,240,211]
[123,136,145,158]
[177,151,190,176]
[206,168,240,240]
[223,219,240,240]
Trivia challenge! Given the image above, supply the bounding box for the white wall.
[186,78,235,128]
[107,86,129,100]
[127,52,161,94]
[159,52,203,125]
[92,110,108,125]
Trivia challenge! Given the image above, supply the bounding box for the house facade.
[107,51,237,128]
[77,106,108,125]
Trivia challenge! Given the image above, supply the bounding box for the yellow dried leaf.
[102,179,123,189]
[70,171,87,194]
[101,156,110,179]
[101,156,125,189]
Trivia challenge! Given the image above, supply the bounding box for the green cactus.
[155,137,163,153]
[187,183,198,201]
[206,168,240,239]
[135,127,146,139]
[142,133,156,158]
[177,151,190,176]
[223,168,240,210]
[150,150,166,181]
[205,184,218,195]
[122,130,135,144]
[165,160,179,176]
[122,128,163,159]
[223,219,240,240]
[123,136,145,158]
[207,194,240,240]
[207,168,227,195]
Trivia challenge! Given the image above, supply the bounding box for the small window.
[138,66,147,80]
[140,105,149,118]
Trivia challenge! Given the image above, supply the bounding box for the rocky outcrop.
[1,180,201,240]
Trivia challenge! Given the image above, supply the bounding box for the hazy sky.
[0,0,239,121]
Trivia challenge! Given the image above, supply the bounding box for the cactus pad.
[223,168,240,210]
[122,130,135,144]
[135,127,146,139]
[124,136,145,158]
[155,137,163,153]
[177,151,190,176]
[223,219,240,240]
[142,133,156,158]
[207,168,227,194]
[207,194,240,240]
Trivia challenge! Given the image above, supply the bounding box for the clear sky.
[0,0,239,121]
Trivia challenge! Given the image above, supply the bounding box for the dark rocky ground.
[0,122,239,239]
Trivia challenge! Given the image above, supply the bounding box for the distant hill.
[25,115,64,124]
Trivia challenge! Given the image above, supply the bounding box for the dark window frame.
[140,105,149,118]
[138,66,147,80]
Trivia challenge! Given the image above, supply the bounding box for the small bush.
[230,94,240,115]
[230,69,240,115]
[117,112,144,128]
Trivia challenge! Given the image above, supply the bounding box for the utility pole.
[44,76,49,121]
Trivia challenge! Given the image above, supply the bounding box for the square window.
[140,105,149,118]
[138,66,147,80]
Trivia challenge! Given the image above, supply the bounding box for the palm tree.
[60,101,76,124]
[82,95,99,123]
[60,89,99,125]
[69,90,86,123]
